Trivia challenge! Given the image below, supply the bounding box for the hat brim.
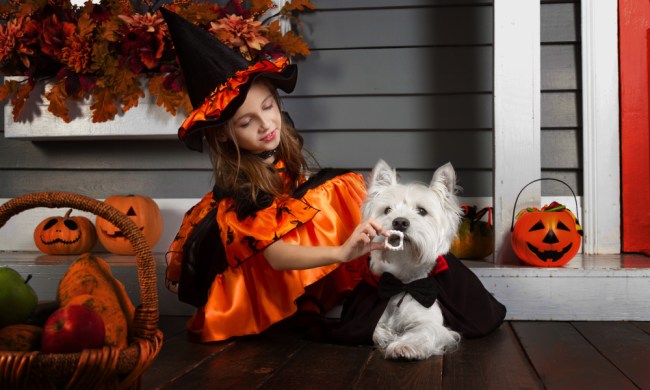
[181,61,297,152]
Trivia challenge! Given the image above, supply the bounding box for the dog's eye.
[415,207,428,216]
[384,207,392,215]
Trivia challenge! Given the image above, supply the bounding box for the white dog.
[363,160,462,360]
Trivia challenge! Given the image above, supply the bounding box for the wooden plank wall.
[0,0,580,200]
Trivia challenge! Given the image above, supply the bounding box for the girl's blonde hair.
[204,79,314,204]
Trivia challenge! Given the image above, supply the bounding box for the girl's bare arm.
[264,219,387,271]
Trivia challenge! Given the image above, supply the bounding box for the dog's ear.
[431,162,457,194]
[368,159,398,195]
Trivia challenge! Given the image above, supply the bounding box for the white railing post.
[493,0,541,264]
[581,0,621,254]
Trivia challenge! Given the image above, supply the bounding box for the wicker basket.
[0,192,163,389]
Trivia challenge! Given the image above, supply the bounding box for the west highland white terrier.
[363,160,462,360]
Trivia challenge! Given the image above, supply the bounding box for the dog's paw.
[384,342,429,361]
[372,328,393,350]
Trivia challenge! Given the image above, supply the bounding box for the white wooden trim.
[493,0,541,264]
[580,0,621,254]
[0,196,582,252]
[472,255,650,321]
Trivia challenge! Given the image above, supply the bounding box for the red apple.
[41,304,106,354]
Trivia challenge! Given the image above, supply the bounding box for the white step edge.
[1,252,649,320]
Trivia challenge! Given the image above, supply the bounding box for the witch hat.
[160,7,297,152]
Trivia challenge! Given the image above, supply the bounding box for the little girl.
[161,9,386,342]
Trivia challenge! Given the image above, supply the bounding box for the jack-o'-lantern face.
[34,209,97,255]
[511,202,582,267]
[95,195,163,255]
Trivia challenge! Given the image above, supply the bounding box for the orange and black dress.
[166,160,367,342]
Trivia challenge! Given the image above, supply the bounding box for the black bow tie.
[378,272,438,308]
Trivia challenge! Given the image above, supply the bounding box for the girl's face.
[230,80,282,157]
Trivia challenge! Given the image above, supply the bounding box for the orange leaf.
[0,80,19,102]
[76,12,96,38]
[266,21,282,39]
[90,88,119,122]
[97,18,121,43]
[11,81,35,122]
[249,0,274,16]
[17,0,47,18]
[276,30,310,57]
[117,71,144,112]
[45,81,72,123]
[175,3,218,25]
[120,90,144,113]
[283,0,316,11]
[111,67,142,107]
[149,75,190,116]
[89,41,113,75]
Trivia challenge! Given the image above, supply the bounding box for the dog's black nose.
[392,217,410,231]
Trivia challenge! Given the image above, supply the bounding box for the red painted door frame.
[619,0,650,253]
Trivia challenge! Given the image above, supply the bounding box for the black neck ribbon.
[378,272,439,308]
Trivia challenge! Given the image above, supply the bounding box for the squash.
[57,253,135,349]
[95,194,163,255]
[511,201,582,267]
[33,209,97,255]
[0,324,43,351]
[65,294,128,349]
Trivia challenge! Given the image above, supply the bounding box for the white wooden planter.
[3,76,181,140]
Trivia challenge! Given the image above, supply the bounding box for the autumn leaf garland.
[0,0,314,124]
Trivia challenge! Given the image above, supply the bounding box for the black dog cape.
[323,253,507,345]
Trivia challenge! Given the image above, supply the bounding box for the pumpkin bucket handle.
[510,178,580,232]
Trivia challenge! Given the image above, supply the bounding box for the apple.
[0,267,38,327]
[41,304,106,354]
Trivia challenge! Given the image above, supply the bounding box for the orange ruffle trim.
[179,57,290,140]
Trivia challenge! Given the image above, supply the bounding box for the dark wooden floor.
[141,316,650,389]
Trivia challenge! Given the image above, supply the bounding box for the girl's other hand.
[336,218,388,263]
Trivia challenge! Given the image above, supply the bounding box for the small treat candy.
[384,230,404,251]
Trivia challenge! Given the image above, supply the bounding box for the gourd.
[57,253,135,349]
[450,206,494,259]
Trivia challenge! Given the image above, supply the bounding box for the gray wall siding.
[0,0,580,199]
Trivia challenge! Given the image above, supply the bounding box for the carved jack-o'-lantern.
[34,209,97,255]
[511,201,582,267]
[96,195,163,255]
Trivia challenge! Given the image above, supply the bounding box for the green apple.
[0,267,39,327]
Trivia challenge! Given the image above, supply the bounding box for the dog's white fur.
[364,160,462,360]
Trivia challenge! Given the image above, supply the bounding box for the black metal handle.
[510,178,580,231]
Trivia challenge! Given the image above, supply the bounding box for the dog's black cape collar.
[322,253,507,345]
[378,272,438,308]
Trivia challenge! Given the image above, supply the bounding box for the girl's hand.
[264,218,388,271]
[336,218,388,263]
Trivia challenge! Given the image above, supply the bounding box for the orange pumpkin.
[34,209,97,255]
[511,201,582,267]
[96,195,163,255]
